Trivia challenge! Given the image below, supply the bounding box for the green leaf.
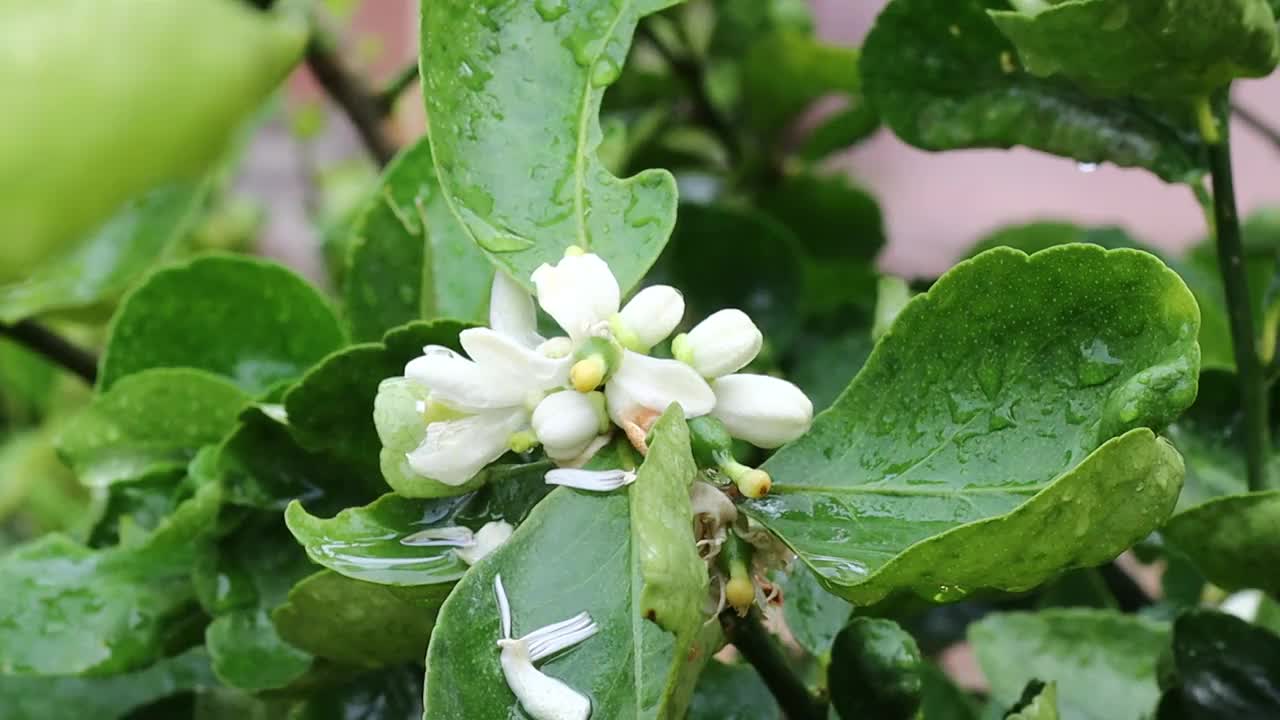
[861,0,1206,183]
[743,246,1197,605]
[272,569,450,668]
[1163,490,1280,598]
[58,369,249,488]
[0,482,220,675]
[420,0,680,295]
[759,172,885,264]
[206,609,311,692]
[920,662,981,720]
[798,104,881,162]
[100,255,345,394]
[631,406,705,631]
[970,609,1168,720]
[0,647,216,720]
[740,31,860,133]
[423,486,717,719]
[0,183,206,324]
[709,0,813,57]
[686,660,780,720]
[0,338,57,425]
[287,665,424,720]
[282,320,469,484]
[989,0,1280,101]
[343,138,492,341]
[777,562,851,656]
[1006,681,1061,720]
[786,329,874,414]
[1157,611,1280,718]
[284,464,551,587]
[829,617,924,720]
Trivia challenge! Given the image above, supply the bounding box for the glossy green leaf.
[778,562,851,657]
[420,0,680,295]
[206,609,311,692]
[1006,681,1061,720]
[272,570,450,668]
[798,104,881,162]
[100,255,345,394]
[743,246,1197,605]
[343,138,492,341]
[0,482,219,675]
[0,183,205,324]
[58,369,249,488]
[284,463,551,586]
[282,320,468,484]
[829,617,924,720]
[1162,370,1270,507]
[0,647,216,720]
[1157,611,1280,719]
[423,486,715,719]
[1163,491,1280,598]
[861,0,1206,183]
[761,172,885,264]
[970,609,1168,720]
[686,660,780,720]
[989,0,1280,101]
[740,31,860,133]
[709,0,813,57]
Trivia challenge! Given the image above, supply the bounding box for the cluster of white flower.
[374,247,814,497]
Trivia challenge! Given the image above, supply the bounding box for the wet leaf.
[343,138,492,341]
[287,665,424,720]
[742,246,1198,605]
[420,0,680,294]
[686,660,780,720]
[829,617,924,720]
[740,31,860,134]
[1157,611,1280,719]
[970,609,1168,720]
[777,562,851,657]
[861,0,1206,183]
[1163,490,1280,598]
[100,255,344,394]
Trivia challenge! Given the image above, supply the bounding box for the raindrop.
[1077,162,1100,173]
[535,0,568,21]
[590,57,621,88]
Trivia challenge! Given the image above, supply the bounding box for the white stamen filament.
[492,574,598,720]
[400,525,474,547]
[544,468,636,492]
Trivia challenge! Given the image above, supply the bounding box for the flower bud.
[532,390,605,461]
[613,285,684,352]
[674,309,763,378]
[373,377,430,453]
[711,374,813,449]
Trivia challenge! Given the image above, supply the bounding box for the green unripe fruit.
[830,618,924,720]
[0,0,306,283]
[687,415,734,470]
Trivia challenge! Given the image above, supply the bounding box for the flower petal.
[455,521,514,565]
[404,351,526,411]
[606,351,715,425]
[531,390,602,461]
[618,285,684,349]
[531,253,620,342]
[711,374,813,449]
[405,409,528,485]
[490,270,544,348]
[544,468,635,492]
[460,327,569,390]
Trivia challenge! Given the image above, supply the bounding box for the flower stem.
[1203,92,1269,491]
[719,608,827,720]
[0,320,98,384]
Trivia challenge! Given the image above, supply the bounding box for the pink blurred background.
[265,0,1280,280]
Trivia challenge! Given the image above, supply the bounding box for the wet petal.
[678,309,762,379]
[405,409,528,485]
[531,253,620,342]
[405,351,527,412]
[490,270,544,348]
[461,327,570,390]
[606,351,715,424]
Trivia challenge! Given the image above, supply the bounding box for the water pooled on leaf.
[1077,337,1124,387]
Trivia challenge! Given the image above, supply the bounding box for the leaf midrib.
[573,3,630,250]
[770,484,1042,497]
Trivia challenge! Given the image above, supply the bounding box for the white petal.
[400,525,474,547]
[532,391,602,461]
[683,309,763,378]
[490,270,544,348]
[461,327,569,390]
[405,351,526,412]
[531,253,620,342]
[618,285,684,349]
[456,521,514,565]
[498,640,593,720]
[606,351,715,424]
[545,468,635,492]
[711,374,813,449]
[405,409,528,485]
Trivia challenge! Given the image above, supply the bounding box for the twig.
[1232,102,1280,154]
[1201,93,1270,492]
[377,62,420,113]
[305,37,398,167]
[719,609,826,720]
[0,321,98,384]
[636,22,741,162]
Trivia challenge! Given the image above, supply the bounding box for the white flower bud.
[675,309,763,379]
[532,391,604,461]
[456,521,514,565]
[710,374,813,449]
[373,377,430,453]
[615,285,684,351]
